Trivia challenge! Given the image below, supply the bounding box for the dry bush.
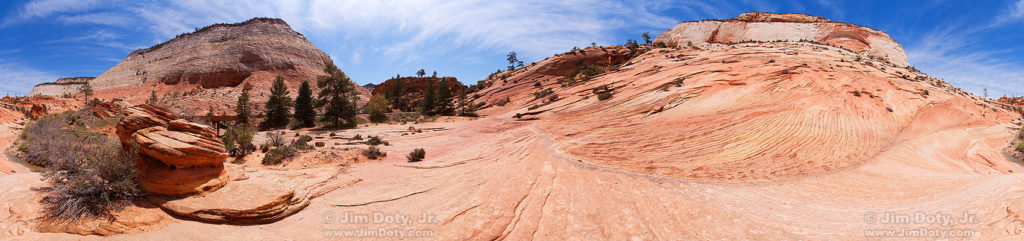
[407,148,426,162]
[367,135,388,146]
[35,129,139,222]
[362,146,386,160]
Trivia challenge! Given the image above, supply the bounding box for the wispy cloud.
[1,0,104,26]
[0,61,58,96]
[58,12,133,27]
[906,17,1024,98]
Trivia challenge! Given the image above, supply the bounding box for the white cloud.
[350,52,362,65]
[1014,0,1024,19]
[58,12,133,27]
[2,0,104,26]
[112,0,677,60]
[0,61,58,96]
[906,22,1024,98]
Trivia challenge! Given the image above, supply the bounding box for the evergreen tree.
[146,90,159,105]
[416,69,426,77]
[236,87,253,124]
[262,75,293,129]
[642,32,652,45]
[368,94,389,123]
[390,78,404,111]
[456,88,467,116]
[436,78,453,115]
[431,71,437,78]
[293,80,316,128]
[420,79,436,115]
[79,83,93,105]
[507,51,519,70]
[316,63,359,128]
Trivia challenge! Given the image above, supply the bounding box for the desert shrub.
[591,84,611,95]
[533,88,554,100]
[37,133,139,222]
[407,148,426,162]
[597,92,613,101]
[266,131,285,147]
[578,64,605,78]
[362,146,386,160]
[1016,143,1024,152]
[20,117,66,166]
[495,97,510,106]
[261,145,296,165]
[224,123,255,156]
[367,135,388,146]
[547,94,559,102]
[293,135,313,149]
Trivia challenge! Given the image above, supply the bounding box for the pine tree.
[431,71,437,78]
[420,79,436,115]
[390,78,404,111]
[79,83,93,106]
[316,63,359,128]
[293,80,316,128]
[417,69,426,77]
[262,75,293,129]
[146,90,159,105]
[507,51,519,70]
[436,78,453,115]
[236,87,253,124]
[456,88,467,116]
[642,32,652,45]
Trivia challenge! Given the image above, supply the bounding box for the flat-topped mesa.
[654,12,909,66]
[27,77,95,96]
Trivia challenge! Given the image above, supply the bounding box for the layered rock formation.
[116,104,228,195]
[27,77,94,96]
[654,12,909,66]
[371,77,466,111]
[77,17,368,114]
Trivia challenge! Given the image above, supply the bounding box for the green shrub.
[528,105,540,110]
[407,148,425,162]
[597,92,613,101]
[262,146,296,165]
[362,146,386,160]
[224,123,255,156]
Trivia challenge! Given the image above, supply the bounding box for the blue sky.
[0,0,1022,98]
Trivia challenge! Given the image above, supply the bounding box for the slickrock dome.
[654,12,909,66]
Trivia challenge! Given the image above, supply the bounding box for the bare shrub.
[266,131,285,148]
[36,132,139,222]
[362,146,386,160]
[407,148,426,162]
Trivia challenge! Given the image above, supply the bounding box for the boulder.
[117,105,228,196]
[115,104,177,144]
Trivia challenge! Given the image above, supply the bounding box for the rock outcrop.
[27,77,94,97]
[371,77,466,111]
[117,104,228,196]
[654,12,909,66]
[78,17,369,114]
